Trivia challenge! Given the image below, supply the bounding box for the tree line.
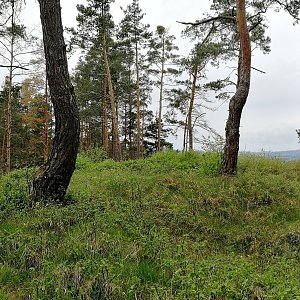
[0,0,299,202]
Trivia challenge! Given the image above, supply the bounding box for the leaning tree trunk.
[32,0,80,202]
[221,0,251,176]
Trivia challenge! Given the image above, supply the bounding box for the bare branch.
[251,66,266,74]
[0,52,10,61]
[0,14,12,27]
[0,64,29,70]
[0,39,11,53]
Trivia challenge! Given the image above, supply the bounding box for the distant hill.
[244,149,300,161]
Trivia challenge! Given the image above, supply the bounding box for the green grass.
[1,151,300,299]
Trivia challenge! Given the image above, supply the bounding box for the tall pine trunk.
[187,64,198,151]
[221,0,251,175]
[183,116,188,152]
[103,34,121,161]
[135,41,143,158]
[157,35,165,152]
[32,0,80,202]
[102,75,109,157]
[128,86,134,159]
[5,58,13,173]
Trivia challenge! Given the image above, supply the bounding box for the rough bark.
[32,0,80,202]
[43,77,49,162]
[221,0,251,175]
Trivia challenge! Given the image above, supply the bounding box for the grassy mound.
[1,151,300,299]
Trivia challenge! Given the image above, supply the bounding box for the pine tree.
[118,0,152,158]
[73,47,105,149]
[32,0,80,202]
[182,22,229,151]
[0,0,29,172]
[0,81,23,171]
[147,25,180,152]
[70,0,122,160]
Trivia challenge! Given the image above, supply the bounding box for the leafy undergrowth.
[1,151,300,299]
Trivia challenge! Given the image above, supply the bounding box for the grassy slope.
[0,151,300,299]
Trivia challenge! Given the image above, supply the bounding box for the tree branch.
[273,0,300,21]
[0,14,12,27]
[251,66,266,74]
[247,7,268,21]
[0,64,29,70]
[177,15,236,26]
[249,19,263,32]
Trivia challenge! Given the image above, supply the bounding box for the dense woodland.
[2,0,298,172]
[0,0,228,171]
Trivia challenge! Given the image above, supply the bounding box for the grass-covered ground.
[0,151,300,299]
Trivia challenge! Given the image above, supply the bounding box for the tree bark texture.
[43,77,49,162]
[221,0,251,176]
[32,0,80,202]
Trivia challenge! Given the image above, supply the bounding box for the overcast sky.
[2,0,300,152]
